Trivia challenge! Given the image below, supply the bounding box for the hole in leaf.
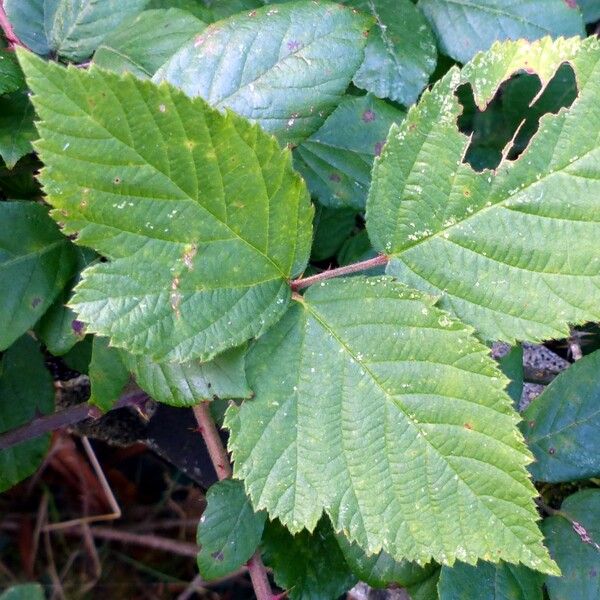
[456,63,578,171]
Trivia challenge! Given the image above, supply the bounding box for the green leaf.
[4,0,149,62]
[0,200,78,351]
[0,91,36,169]
[147,0,214,19]
[521,350,600,482]
[310,205,357,262]
[153,1,372,144]
[197,479,266,580]
[0,50,25,94]
[19,50,313,363]
[408,569,442,600]
[88,336,130,412]
[497,345,524,409]
[542,489,600,600]
[438,561,544,599]
[0,335,54,492]
[226,277,556,573]
[294,94,404,209]
[367,37,600,344]
[345,0,437,105]
[262,518,357,600]
[337,534,437,588]
[337,229,381,268]
[0,584,45,600]
[123,345,251,407]
[93,9,205,79]
[579,0,600,23]
[417,0,585,64]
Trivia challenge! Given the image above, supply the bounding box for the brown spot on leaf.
[31,297,42,308]
[182,244,197,270]
[548,447,556,455]
[463,422,473,430]
[210,550,224,561]
[171,277,182,317]
[463,188,471,197]
[113,177,121,185]
[71,320,85,336]
[329,173,341,182]
[374,141,384,156]
[362,109,376,123]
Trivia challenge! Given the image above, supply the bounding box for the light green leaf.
[522,350,600,482]
[0,91,36,169]
[579,0,600,24]
[0,50,25,94]
[0,584,45,600]
[294,94,404,209]
[345,0,437,105]
[4,0,149,62]
[262,518,357,600]
[226,277,556,573]
[197,479,266,580]
[337,534,437,589]
[0,201,78,351]
[19,50,313,363]
[88,336,130,412]
[93,9,205,79]
[0,335,54,492]
[417,0,585,64]
[123,345,251,407]
[367,37,600,344]
[153,1,372,144]
[542,489,600,600]
[438,561,544,599]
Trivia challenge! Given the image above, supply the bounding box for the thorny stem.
[290,254,389,291]
[0,390,150,451]
[192,402,276,600]
[0,1,24,49]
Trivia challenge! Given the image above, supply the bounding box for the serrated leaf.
[579,0,600,24]
[367,37,600,344]
[310,205,357,262]
[19,51,313,362]
[294,94,404,209]
[417,0,585,64]
[88,336,130,412]
[521,350,600,482]
[197,479,266,580]
[337,534,437,588]
[262,518,357,600]
[0,335,54,492]
[0,50,25,94]
[437,561,544,599]
[542,489,600,600]
[345,0,437,105]
[93,9,205,79]
[4,0,149,62]
[497,345,524,409]
[0,91,36,169]
[0,201,78,350]
[153,1,372,144]
[0,584,45,600]
[226,277,556,573]
[123,345,251,407]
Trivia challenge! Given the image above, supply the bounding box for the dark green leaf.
[522,350,600,482]
[197,479,266,580]
[579,0,600,24]
[497,345,524,409]
[0,335,54,492]
[154,1,372,144]
[0,201,78,351]
[542,489,600,600]
[262,518,357,600]
[0,50,25,94]
[336,230,380,268]
[310,205,357,262]
[88,336,130,412]
[0,91,36,169]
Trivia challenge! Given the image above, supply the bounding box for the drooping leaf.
[579,0,600,23]
[522,350,600,482]
[93,9,205,79]
[262,518,357,600]
[294,94,404,209]
[0,50,25,94]
[4,0,149,62]
[437,561,544,599]
[0,200,78,351]
[88,336,130,412]
[226,277,556,573]
[0,335,54,492]
[310,205,357,262]
[345,0,437,105]
[197,479,266,580]
[123,345,251,407]
[367,37,600,344]
[0,91,36,168]
[19,50,313,363]
[542,489,600,600]
[337,534,437,589]
[153,1,372,144]
[0,584,45,600]
[417,0,585,64]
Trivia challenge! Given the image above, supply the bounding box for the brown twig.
[0,1,24,49]
[192,402,276,600]
[0,390,150,451]
[290,254,389,291]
